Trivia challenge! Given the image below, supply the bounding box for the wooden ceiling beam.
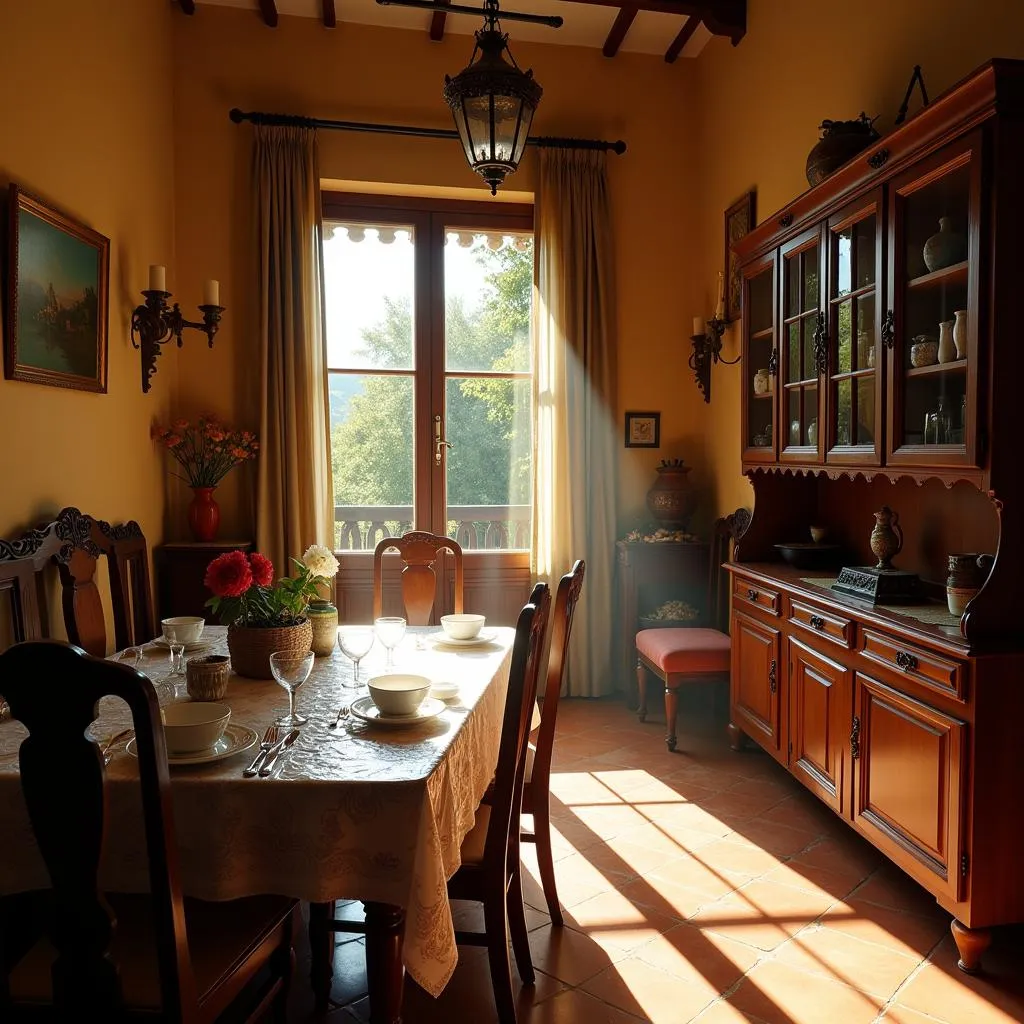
[430,0,450,41]
[178,0,196,13]
[323,0,337,28]
[664,14,698,63]
[259,0,279,28]
[602,7,637,58]
[564,0,745,44]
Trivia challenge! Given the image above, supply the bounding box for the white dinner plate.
[427,629,499,649]
[126,723,258,766]
[349,695,446,727]
[151,637,213,653]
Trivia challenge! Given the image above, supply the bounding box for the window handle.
[434,414,453,466]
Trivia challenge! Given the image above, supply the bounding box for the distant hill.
[328,374,364,427]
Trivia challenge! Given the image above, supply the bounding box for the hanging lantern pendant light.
[443,0,543,194]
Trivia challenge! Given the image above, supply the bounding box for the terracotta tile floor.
[289,693,1024,1023]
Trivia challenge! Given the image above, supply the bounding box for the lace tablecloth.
[0,626,514,997]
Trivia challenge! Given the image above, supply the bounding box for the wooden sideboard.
[155,541,253,624]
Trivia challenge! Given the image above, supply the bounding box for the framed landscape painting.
[724,190,755,323]
[5,185,109,392]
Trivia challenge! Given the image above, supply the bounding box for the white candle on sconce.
[714,271,725,321]
[203,279,220,306]
[148,265,166,292]
[692,316,705,337]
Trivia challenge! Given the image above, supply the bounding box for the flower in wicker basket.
[204,545,339,679]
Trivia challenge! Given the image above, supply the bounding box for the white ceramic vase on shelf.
[937,320,957,364]
[953,309,968,360]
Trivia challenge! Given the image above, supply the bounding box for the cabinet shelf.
[750,327,774,341]
[906,261,968,291]
[905,358,967,378]
[751,390,774,400]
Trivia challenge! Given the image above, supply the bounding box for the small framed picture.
[4,184,110,393]
[724,190,756,323]
[624,411,660,449]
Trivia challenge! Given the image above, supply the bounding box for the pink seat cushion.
[636,628,731,675]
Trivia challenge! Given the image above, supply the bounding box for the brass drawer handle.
[747,588,759,602]
[895,650,918,672]
[809,615,825,631]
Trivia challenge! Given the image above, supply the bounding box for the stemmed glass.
[374,617,406,670]
[160,624,188,699]
[337,627,375,689]
[270,650,315,727]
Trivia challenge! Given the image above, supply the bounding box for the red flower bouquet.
[151,417,258,487]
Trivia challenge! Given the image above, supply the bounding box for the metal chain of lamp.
[443,0,543,194]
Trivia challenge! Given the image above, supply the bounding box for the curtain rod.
[228,108,627,155]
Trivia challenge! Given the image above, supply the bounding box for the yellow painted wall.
[170,7,705,539]
[693,0,1024,518]
[0,0,177,639]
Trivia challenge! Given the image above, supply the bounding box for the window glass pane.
[802,316,817,380]
[855,215,876,288]
[857,294,876,370]
[445,232,533,373]
[445,377,532,550]
[857,375,875,445]
[802,246,820,310]
[835,378,852,446]
[835,228,852,297]
[785,255,800,317]
[323,223,415,370]
[330,373,414,550]
[787,322,800,383]
[787,389,800,447]
[837,300,853,374]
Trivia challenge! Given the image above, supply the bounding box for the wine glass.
[374,617,406,670]
[161,623,188,699]
[270,651,315,728]
[337,627,375,689]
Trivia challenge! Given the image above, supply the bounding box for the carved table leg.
[726,722,744,752]
[308,900,335,1013]
[636,660,647,722]
[951,918,991,974]
[364,901,406,1024]
[664,685,678,752]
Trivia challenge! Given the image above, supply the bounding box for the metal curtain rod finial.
[375,0,563,28]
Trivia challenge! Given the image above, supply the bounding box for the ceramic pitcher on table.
[870,506,903,570]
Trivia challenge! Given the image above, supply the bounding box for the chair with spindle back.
[0,640,297,1022]
[0,559,43,650]
[635,509,751,752]
[372,530,464,624]
[102,519,157,650]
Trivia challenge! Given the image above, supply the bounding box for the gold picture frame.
[724,190,755,323]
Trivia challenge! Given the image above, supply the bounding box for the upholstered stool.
[636,627,731,751]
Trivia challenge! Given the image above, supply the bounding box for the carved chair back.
[372,531,464,625]
[103,522,156,650]
[708,508,751,634]
[0,559,43,651]
[0,641,196,1017]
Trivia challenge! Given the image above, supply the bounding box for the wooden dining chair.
[635,508,750,752]
[0,640,297,1022]
[0,559,43,651]
[520,559,585,927]
[102,519,157,650]
[372,530,464,625]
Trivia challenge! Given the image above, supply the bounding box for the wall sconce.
[131,265,224,393]
[689,273,740,403]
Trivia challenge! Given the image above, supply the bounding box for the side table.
[155,541,254,624]
[615,540,710,701]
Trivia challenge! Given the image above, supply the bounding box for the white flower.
[302,544,339,579]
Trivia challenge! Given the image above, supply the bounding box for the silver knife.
[258,728,300,777]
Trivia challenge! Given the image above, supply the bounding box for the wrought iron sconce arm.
[131,290,224,393]
[689,314,740,404]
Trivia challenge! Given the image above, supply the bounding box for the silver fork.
[328,705,350,730]
[243,725,279,777]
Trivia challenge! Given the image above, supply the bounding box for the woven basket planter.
[186,655,231,700]
[227,620,313,679]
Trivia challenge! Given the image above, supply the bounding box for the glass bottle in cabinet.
[888,137,980,466]
[780,229,824,461]
[826,194,882,463]
[742,254,777,461]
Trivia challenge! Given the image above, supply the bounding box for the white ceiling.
[193,0,712,59]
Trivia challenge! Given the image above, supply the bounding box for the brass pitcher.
[870,506,903,570]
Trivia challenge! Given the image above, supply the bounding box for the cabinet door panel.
[789,637,850,814]
[742,252,778,463]
[852,673,966,900]
[731,611,783,760]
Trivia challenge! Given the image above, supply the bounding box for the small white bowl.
[440,614,486,641]
[161,616,205,645]
[368,674,431,717]
[160,702,230,755]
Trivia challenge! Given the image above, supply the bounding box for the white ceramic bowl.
[161,616,205,645]
[440,614,486,641]
[367,674,431,717]
[160,702,230,755]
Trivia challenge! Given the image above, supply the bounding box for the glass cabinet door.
[742,253,777,462]
[825,193,883,463]
[780,228,824,461]
[887,136,981,467]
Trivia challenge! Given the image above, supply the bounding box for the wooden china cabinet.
[728,59,1024,974]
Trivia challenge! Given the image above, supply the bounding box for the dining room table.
[0,623,517,1023]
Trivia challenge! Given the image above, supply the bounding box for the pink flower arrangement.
[151,416,258,488]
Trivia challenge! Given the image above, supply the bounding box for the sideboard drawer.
[860,630,964,700]
[789,600,854,649]
[733,577,781,616]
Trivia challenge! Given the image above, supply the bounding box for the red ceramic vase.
[188,486,220,542]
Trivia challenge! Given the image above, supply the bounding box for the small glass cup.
[337,627,375,689]
[374,616,406,670]
[270,650,315,727]
[116,647,145,671]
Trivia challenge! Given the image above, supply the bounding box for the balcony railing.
[334,505,531,551]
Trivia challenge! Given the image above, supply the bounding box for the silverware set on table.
[243,726,300,778]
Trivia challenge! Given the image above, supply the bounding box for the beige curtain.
[254,125,333,576]
[532,149,618,697]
